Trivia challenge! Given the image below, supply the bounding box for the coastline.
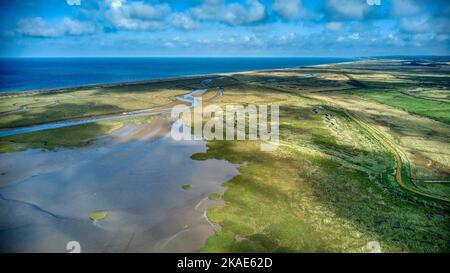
[0,59,362,96]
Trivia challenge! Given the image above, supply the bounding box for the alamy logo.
[170,98,279,152]
[66,241,81,253]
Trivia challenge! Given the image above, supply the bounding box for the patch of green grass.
[0,115,156,154]
[90,210,108,221]
[182,184,192,190]
[0,83,187,129]
[208,193,222,200]
[0,121,122,153]
[356,90,450,124]
[415,182,450,200]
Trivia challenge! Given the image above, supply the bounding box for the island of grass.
[90,210,108,221]
[182,184,192,190]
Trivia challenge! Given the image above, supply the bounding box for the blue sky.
[0,0,449,57]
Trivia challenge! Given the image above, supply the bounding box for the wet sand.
[0,120,239,253]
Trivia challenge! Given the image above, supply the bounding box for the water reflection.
[0,123,238,252]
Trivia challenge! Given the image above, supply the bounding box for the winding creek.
[0,88,208,138]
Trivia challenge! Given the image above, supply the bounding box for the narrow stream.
[0,89,208,137]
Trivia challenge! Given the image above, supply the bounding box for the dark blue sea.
[0,57,353,92]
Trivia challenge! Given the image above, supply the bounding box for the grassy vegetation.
[0,115,157,153]
[208,193,223,201]
[0,81,188,128]
[414,182,450,200]
[355,90,450,124]
[90,210,108,221]
[0,121,121,153]
[182,184,192,190]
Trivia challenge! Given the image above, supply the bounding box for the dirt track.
[345,110,450,204]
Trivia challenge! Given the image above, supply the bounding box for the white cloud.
[16,17,96,38]
[391,0,421,17]
[63,18,96,35]
[325,21,343,31]
[17,17,60,38]
[107,0,123,9]
[400,16,430,33]
[105,0,170,31]
[170,13,198,30]
[191,0,266,25]
[326,0,369,20]
[436,34,449,42]
[66,0,81,6]
[274,32,296,45]
[246,0,266,23]
[164,41,175,48]
[273,0,302,20]
[126,2,169,21]
[432,17,450,33]
[387,33,405,47]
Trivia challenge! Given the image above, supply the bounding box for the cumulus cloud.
[63,18,96,35]
[170,13,198,30]
[325,0,370,20]
[325,21,343,31]
[436,34,449,42]
[190,0,266,25]
[399,16,430,33]
[105,0,171,31]
[274,32,296,45]
[107,0,123,9]
[16,17,96,37]
[273,0,302,20]
[433,17,450,34]
[390,0,421,17]
[17,17,61,38]
[387,33,405,47]
[66,0,81,6]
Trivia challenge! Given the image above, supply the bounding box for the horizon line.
[1,55,449,59]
